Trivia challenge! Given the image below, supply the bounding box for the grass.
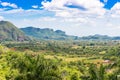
[44,54,104,63]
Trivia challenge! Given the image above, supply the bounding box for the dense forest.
[0,40,120,80]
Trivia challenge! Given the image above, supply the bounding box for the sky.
[0,0,120,37]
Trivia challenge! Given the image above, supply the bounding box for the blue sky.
[0,0,120,36]
[0,0,117,10]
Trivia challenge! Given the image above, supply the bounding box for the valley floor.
[0,40,120,80]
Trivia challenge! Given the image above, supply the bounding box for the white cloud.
[55,11,72,17]
[111,2,120,10]
[41,0,105,17]
[41,0,108,30]
[0,2,18,8]
[0,8,45,15]
[32,5,39,8]
[0,16,4,21]
[110,2,120,18]
[60,17,87,23]
[104,0,108,3]
[40,17,56,21]
[0,8,5,11]
[106,23,113,27]
[0,8,24,14]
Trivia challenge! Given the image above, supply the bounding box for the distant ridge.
[1,21,120,41]
[0,21,29,41]
[21,27,78,40]
[80,34,120,40]
[21,27,120,41]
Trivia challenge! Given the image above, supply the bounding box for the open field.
[44,55,104,63]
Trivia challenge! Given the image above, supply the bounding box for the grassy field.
[45,55,105,64]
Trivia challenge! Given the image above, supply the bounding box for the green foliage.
[0,46,62,80]
[0,40,120,80]
[7,53,61,80]
[88,64,105,80]
[71,73,79,80]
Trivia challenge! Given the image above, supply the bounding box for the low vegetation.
[0,40,120,80]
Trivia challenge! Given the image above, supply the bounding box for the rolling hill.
[0,21,29,41]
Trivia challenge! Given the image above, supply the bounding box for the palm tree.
[89,64,105,80]
[7,53,62,80]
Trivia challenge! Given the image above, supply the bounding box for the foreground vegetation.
[0,40,120,80]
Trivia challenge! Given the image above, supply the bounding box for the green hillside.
[0,21,29,41]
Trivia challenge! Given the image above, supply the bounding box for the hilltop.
[0,21,29,41]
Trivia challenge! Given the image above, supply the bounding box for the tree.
[89,64,105,80]
[6,53,62,80]
[71,73,79,80]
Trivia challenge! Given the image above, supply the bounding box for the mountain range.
[21,27,120,41]
[80,34,120,40]
[0,21,120,41]
[20,27,78,40]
